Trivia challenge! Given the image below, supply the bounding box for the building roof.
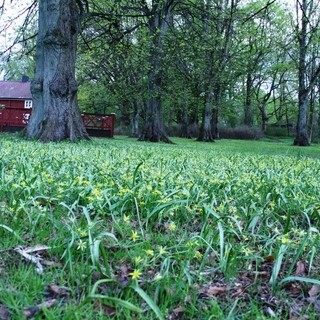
[0,81,32,100]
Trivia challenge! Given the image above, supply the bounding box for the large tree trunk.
[139,2,172,143]
[295,92,310,145]
[294,0,310,146]
[25,0,88,142]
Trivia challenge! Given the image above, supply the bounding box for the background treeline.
[2,0,320,142]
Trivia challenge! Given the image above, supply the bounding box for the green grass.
[0,133,320,319]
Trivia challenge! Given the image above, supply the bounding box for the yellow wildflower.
[194,251,203,260]
[77,239,87,251]
[158,246,167,255]
[145,249,154,256]
[168,222,177,232]
[130,231,139,242]
[134,256,143,265]
[129,269,142,280]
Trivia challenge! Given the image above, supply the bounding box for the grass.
[0,133,320,319]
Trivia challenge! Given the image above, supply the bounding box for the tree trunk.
[295,92,310,145]
[198,91,214,142]
[294,0,310,146]
[244,71,253,126]
[26,0,88,142]
[139,2,172,143]
[180,104,192,139]
[130,102,140,137]
[307,88,315,142]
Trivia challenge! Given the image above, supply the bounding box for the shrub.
[219,126,264,140]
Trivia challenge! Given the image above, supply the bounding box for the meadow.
[0,133,320,319]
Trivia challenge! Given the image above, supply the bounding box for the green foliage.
[1,134,320,318]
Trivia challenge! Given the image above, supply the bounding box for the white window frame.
[24,100,32,109]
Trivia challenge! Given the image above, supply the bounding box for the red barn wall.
[0,99,25,109]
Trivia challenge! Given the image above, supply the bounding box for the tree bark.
[139,1,172,143]
[25,0,88,142]
[244,71,254,126]
[294,0,310,146]
[198,91,214,142]
[130,101,140,137]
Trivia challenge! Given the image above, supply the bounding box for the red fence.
[0,108,115,137]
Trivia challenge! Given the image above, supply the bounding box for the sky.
[0,0,34,51]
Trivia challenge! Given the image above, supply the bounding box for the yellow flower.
[158,246,167,255]
[123,215,130,223]
[194,251,203,260]
[280,237,291,244]
[129,269,142,280]
[134,256,143,265]
[92,189,101,197]
[168,222,177,232]
[77,239,87,251]
[130,231,139,242]
[145,249,154,256]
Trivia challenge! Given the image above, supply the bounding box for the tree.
[138,0,176,143]
[294,0,320,146]
[25,0,88,142]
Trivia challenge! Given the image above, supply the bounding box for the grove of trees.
[1,0,320,145]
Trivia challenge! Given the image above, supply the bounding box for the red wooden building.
[0,80,33,109]
[0,80,115,137]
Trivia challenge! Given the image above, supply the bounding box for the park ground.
[0,133,320,319]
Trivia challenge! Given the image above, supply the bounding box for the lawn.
[0,133,320,319]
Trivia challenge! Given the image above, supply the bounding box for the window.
[24,100,32,109]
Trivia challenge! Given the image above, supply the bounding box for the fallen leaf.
[168,306,183,320]
[23,245,51,254]
[294,261,307,276]
[0,304,10,320]
[23,299,56,318]
[94,301,116,317]
[14,247,46,274]
[308,285,320,298]
[264,256,275,264]
[47,284,71,297]
[265,306,276,317]
[199,285,227,298]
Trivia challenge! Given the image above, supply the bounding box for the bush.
[219,126,264,140]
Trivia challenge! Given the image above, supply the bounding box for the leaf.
[23,245,51,253]
[309,285,320,298]
[168,306,183,320]
[264,255,275,264]
[89,295,143,313]
[0,224,23,242]
[199,285,227,298]
[131,285,164,320]
[294,261,307,276]
[94,301,116,317]
[0,304,10,320]
[14,247,44,274]
[47,284,71,297]
[23,299,56,318]
[279,276,320,287]
[270,245,287,286]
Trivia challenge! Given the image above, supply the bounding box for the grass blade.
[131,285,164,320]
[0,224,23,242]
[279,276,320,287]
[89,294,143,313]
